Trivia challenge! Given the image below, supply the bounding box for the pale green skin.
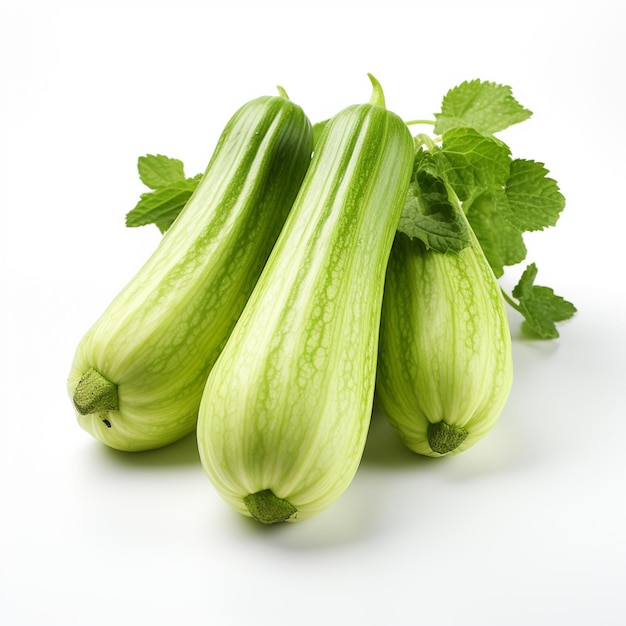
[376,217,514,457]
[197,98,414,522]
[67,96,313,452]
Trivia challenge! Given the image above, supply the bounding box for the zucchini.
[196,75,414,523]
[376,182,513,457]
[67,92,313,451]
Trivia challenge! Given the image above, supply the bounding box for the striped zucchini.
[197,75,414,523]
[376,185,513,457]
[67,92,313,451]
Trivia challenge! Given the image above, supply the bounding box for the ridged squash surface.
[197,87,414,522]
[67,95,313,451]
[376,220,513,457]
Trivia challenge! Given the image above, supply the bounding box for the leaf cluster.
[125,155,202,233]
[124,80,576,339]
[398,80,576,338]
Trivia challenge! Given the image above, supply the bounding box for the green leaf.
[127,154,202,232]
[434,79,533,135]
[511,263,577,338]
[466,192,527,278]
[397,149,471,253]
[500,159,566,232]
[137,154,186,190]
[432,128,534,276]
[436,128,511,206]
[126,174,202,233]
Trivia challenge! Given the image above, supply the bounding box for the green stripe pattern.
[197,97,414,522]
[376,208,514,457]
[67,95,313,451]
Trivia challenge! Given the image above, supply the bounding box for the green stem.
[73,368,119,415]
[406,119,436,126]
[367,73,386,108]
[427,421,468,455]
[243,489,297,524]
[414,132,440,151]
[276,85,289,99]
[501,288,521,312]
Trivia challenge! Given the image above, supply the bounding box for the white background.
[2,1,625,624]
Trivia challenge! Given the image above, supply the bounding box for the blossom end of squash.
[243,489,297,524]
[73,367,119,415]
[427,420,468,455]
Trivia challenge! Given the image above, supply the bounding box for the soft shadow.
[513,330,562,354]
[217,411,438,551]
[360,406,434,469]
[96,430,201,469]
[223,490,380,551]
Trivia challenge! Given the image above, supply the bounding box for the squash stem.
[243,489,297,524]
[276,85,289,99]
[427,421,468,455]
[73,367,119,415]
[406,119,436,127]
[367,73,386,108]
[501,288,521,312]
[414,132,440,151]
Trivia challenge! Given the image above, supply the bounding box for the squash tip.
[243,489,297,524]
[366,73,386,108]
[427,421,468,455]
[73,367,119,416]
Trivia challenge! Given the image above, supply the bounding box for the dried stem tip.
[73,367,119,415]
[243,489,297,524]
